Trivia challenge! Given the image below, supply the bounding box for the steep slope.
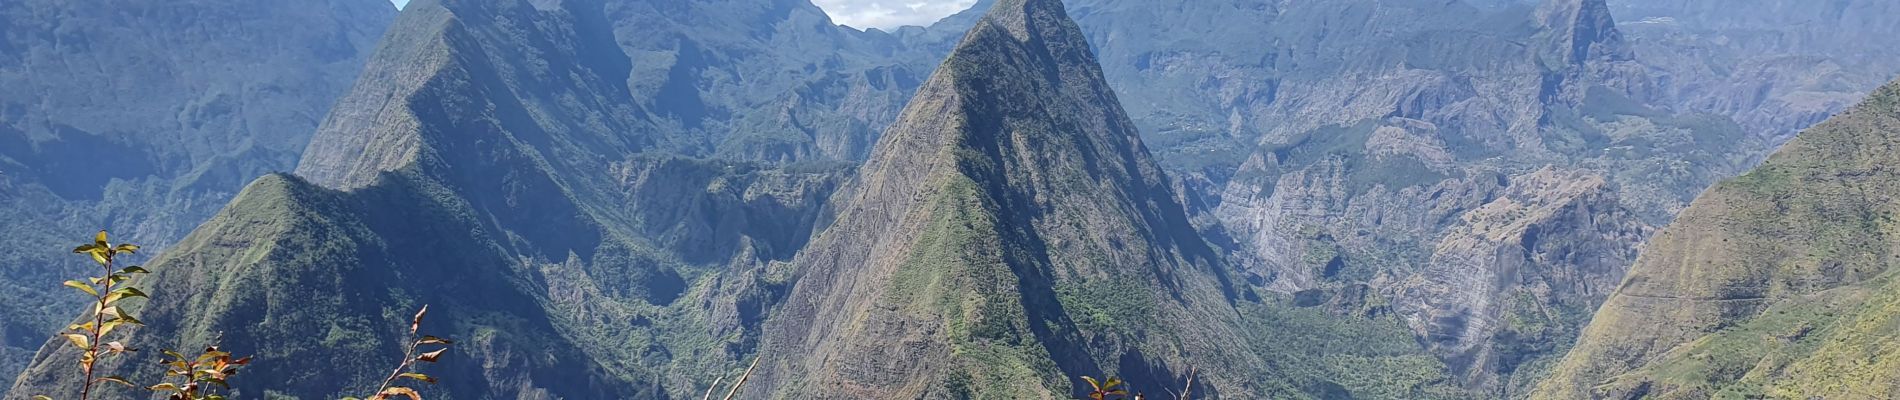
[9,174,649,399]
[749,0,1461,398]
[0,0,392,389]
[994,0,1885,394]
[8,0,860,397]
[1535,79,1900,399]
[1027,0,1726,393]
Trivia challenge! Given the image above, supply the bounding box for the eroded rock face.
[1399,168,1649,390]
[1027,0,1890,393]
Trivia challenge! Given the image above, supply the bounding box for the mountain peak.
[748,0,1257,396]
[1536,0,1633,65]
[975,0,1064,38]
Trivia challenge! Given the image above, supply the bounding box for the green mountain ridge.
[1535,78,1900,398]
[11,172,646,398]
[5,0,1899,398]
[748,0,1464,397]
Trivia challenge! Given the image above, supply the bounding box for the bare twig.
[720,357,761,400]
[1178,365,1196,400]
[361,305,452,400]
[372,332,424,396]
[700,374,727,400]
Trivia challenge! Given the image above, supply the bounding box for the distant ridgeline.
[0,0,394,389]
[6,0,1899,398]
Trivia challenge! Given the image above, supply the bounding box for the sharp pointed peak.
[1535,0,1631,64]
[966,0,1076,40]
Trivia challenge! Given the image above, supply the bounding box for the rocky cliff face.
[1052,0,1740,393]
[1397,168,1650,391]
[7,0,1893,397]
[1536,78,1900,399]
[0,0,392,390]
[1004,0,1900,394]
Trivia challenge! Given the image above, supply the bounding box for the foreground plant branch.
[35,231,149,400]
[346,305,453,400]
[149,344,251,400]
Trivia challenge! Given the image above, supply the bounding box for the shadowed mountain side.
[0,0,393,390]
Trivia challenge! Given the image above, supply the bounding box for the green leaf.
[114,243,139,254]
[120,266,150,274]
[89,249,109,266]
[32,395,51,400]
[94,230,109,247]
[62,333,90,349]
[95,376,134,387]
[114,312,142,326]
[148,382,181,392]
[99,319,123,336]
[103,287,148,305]
[398,372,437,384]
[64,280,98,297]
[74,244,100,253]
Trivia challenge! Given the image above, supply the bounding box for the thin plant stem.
[720,357,761,400]
[79,254,113,400]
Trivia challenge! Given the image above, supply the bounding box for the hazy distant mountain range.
[3,0,1895,398]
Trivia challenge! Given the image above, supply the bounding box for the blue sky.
[386,0,973,30]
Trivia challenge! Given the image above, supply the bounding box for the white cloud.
[381,0,972,30]
[811,0,978,30]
